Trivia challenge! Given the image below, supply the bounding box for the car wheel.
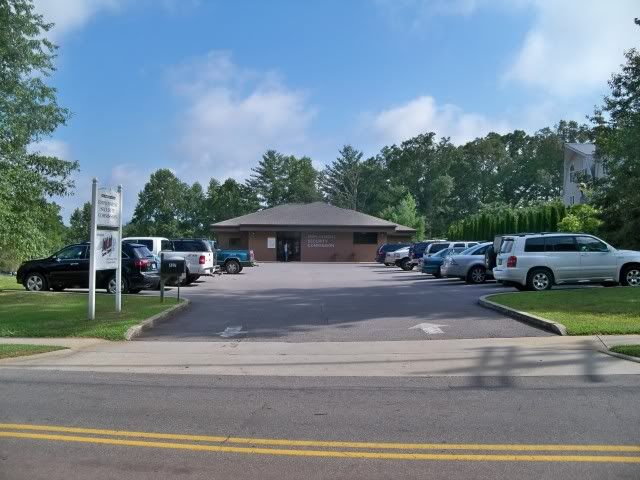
[621,265,640,287]
[225,259,241,274]
[433,268,442,279]
[25,273,47,292]
[526,268,553,291]
[107,275,129,294]
[400,259,413,271]
[467,266,487,284]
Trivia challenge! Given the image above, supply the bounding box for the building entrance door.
[276,232,301,262]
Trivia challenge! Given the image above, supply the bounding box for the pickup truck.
[165,239,216,284]
[207,241,255,274]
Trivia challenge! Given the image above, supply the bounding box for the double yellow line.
[1,423,639,463]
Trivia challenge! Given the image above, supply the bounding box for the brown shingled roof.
[211,202,415,233]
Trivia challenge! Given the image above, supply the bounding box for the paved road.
[139,263,550,341]
[1,368,638,479]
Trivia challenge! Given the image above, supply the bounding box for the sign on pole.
[88,179,123,320]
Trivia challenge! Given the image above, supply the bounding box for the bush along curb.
[125,299,191,341]
[478,294,567,336]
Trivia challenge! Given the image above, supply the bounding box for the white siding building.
[562,143,606,206]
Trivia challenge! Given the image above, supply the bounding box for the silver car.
[441,242,493,284]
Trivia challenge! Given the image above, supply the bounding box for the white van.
[122,237,172,257]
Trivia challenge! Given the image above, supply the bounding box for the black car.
[375,243,411,264]
[16,242,160,293]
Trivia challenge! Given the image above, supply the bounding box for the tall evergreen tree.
[321,145,368,211]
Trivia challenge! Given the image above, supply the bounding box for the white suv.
[493,233,640,291]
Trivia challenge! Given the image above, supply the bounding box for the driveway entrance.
[137,263,551,342]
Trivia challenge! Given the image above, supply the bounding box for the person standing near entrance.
[283,241,289,262]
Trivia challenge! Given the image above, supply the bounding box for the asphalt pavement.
[1,369,639,480]
[139,263,550,341]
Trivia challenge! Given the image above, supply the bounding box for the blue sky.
[32,0,638,220]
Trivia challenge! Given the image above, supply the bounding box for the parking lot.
[138,263,551,342]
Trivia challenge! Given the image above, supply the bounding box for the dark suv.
[16,242,160,293]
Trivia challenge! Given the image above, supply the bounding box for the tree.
[591,35,640,248]
[246,150,288,207]
[557,204,603,235]
[127,169,190,238]
[379,193,426,241]
[283,155,320,203]
[321,145,369,211]
[205,178,259,224]
[66,202,92,243]
[0,0,78,265]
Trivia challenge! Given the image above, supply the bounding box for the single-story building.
[211,202,415,262]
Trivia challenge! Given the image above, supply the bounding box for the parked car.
[166,239,216,284]
[422,241,479,260]
[409,240,445,268]
[16,242,160,293]
[375,243,411,265]
[215,247,255,274]
[492,233,640,291]
[441,242,493,284]
[421,246,467,277]
[385,246,412,270]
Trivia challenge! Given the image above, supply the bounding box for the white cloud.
[171,51,316,180]
[367,95,510,146]
[33,0,123,39]
[504,0,638,96]
[29,138,72,159]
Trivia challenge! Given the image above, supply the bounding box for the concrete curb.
[600,349,640,364]
[124,299,190,341]
[478,294,568,336]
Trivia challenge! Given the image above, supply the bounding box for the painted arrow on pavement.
[217,326,247,338]
[409,323,447,335]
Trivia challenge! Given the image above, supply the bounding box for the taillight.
[199,255,206,265]
[134,259,149,268]
[506,256,517,268]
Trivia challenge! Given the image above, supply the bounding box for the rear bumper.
[422,264,440,274]
[130,272,160,290]
[492,267,526,285]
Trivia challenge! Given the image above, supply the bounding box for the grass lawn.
[0,344,67,359]
[610,345,640,358]
[0,292,183,340]
[489,288,640,335]
[0,275,21,291]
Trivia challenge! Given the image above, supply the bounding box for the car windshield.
[131,245,154,259]
[432,248,451,258]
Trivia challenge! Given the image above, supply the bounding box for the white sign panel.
[94,230,119,271]
[267,237,276,249]
[96,187,121,228]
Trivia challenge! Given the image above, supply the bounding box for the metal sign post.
[88,179,98,320]
[88,179,123,320]
[115,185,123,313]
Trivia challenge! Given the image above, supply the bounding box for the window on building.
[229,237,242,247]
[353,232,378,244]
